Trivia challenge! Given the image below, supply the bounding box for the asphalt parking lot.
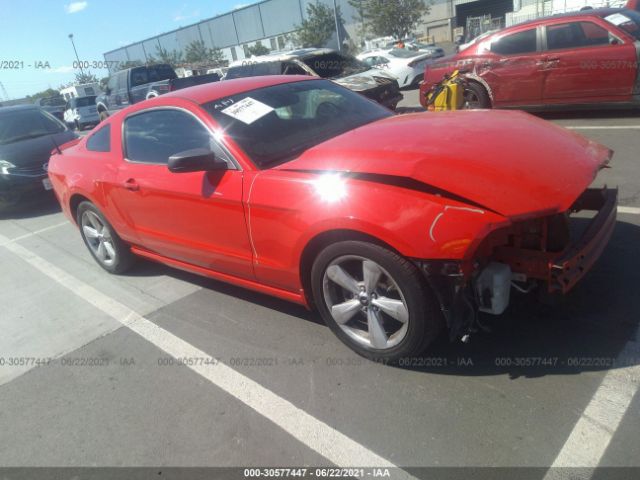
[1,94,639,480]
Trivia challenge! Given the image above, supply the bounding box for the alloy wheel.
[81,210,117,267]
[322,255,409,350]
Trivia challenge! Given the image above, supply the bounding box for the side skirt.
[130,246,309,308]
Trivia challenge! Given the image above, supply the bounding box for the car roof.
[228,48,336,67]
[162,75,317,105]
[510,7,625,29]
[0,104,40,113]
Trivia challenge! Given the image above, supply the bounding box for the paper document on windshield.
[221,97,274,124]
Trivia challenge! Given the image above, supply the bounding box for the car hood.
[0,130,77,168]
[334,69,397,91]
[277,110,612,218]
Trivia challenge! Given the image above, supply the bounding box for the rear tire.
[311,241,444,362]
[77,201,135,274]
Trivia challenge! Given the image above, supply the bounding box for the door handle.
[123,178,139,191]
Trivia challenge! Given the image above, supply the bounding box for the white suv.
[63,96,99,131]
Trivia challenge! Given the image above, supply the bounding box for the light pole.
[68,33,85,76]
[333,0,341,52]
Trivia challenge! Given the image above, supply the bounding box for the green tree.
[185,40,210,63]
[209,46,227,66]
[247,41,270,56]
[74,71,98,84]
[296,3,343,48]
[183,40,227,66]
[356,0,430,40]
[155,46,183,66]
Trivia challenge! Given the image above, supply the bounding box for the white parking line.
[566,126,640,130]
[0,221,68,247]
[0,233,417,479]
[618,206,640,215]
[543,340,640,479]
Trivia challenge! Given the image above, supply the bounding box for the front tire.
[77,201,135,274]
[311,241,444,362]
[462,82,490,109]
[98,110,109,122]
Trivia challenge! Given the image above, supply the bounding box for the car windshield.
[74,96,97,107]
[302,52,370,78]
[204,79,392,168]
[605,11,640,40]
[0,109,65,145]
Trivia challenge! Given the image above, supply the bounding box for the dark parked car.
[35,96,66,121]
[96,64,221,120]
[225,48,403,110]
[0,105,78,208]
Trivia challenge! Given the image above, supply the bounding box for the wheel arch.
[299,229,404,307]
[69,193,94,225]
[464,74,494,107]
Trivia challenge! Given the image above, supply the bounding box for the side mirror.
[168,148,228,173]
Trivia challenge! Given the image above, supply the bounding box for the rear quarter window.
[86,125,110,152]
[546,22,612,50]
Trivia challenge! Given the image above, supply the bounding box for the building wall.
[508,0,628,25]
[110,0,614,68]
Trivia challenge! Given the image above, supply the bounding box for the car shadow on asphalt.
[0,195,61,220]
[535,108,640,121]
[122,218,640,379]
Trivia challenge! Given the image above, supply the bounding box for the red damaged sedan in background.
[48,76,617,362]
[420,7,640,110]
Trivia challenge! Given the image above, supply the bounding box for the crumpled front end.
[479,186,617,295]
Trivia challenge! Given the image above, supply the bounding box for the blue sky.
[0,0,259,99]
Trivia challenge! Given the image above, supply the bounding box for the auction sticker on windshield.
[221,97,274,124]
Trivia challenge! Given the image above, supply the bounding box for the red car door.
[476,26,545,106]
[108,107,254,279]
[542,19,637,102]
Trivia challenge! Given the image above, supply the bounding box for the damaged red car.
[420,7,640,110]
[48,76,617,361]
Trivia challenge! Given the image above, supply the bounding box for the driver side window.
[124,109,216,164]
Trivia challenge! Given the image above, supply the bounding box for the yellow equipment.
[426,70,465,111]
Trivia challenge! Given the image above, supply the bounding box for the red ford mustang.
[49,76,617,361]
[420,8,640,110]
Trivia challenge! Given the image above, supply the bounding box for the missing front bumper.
[548,187,617,293]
